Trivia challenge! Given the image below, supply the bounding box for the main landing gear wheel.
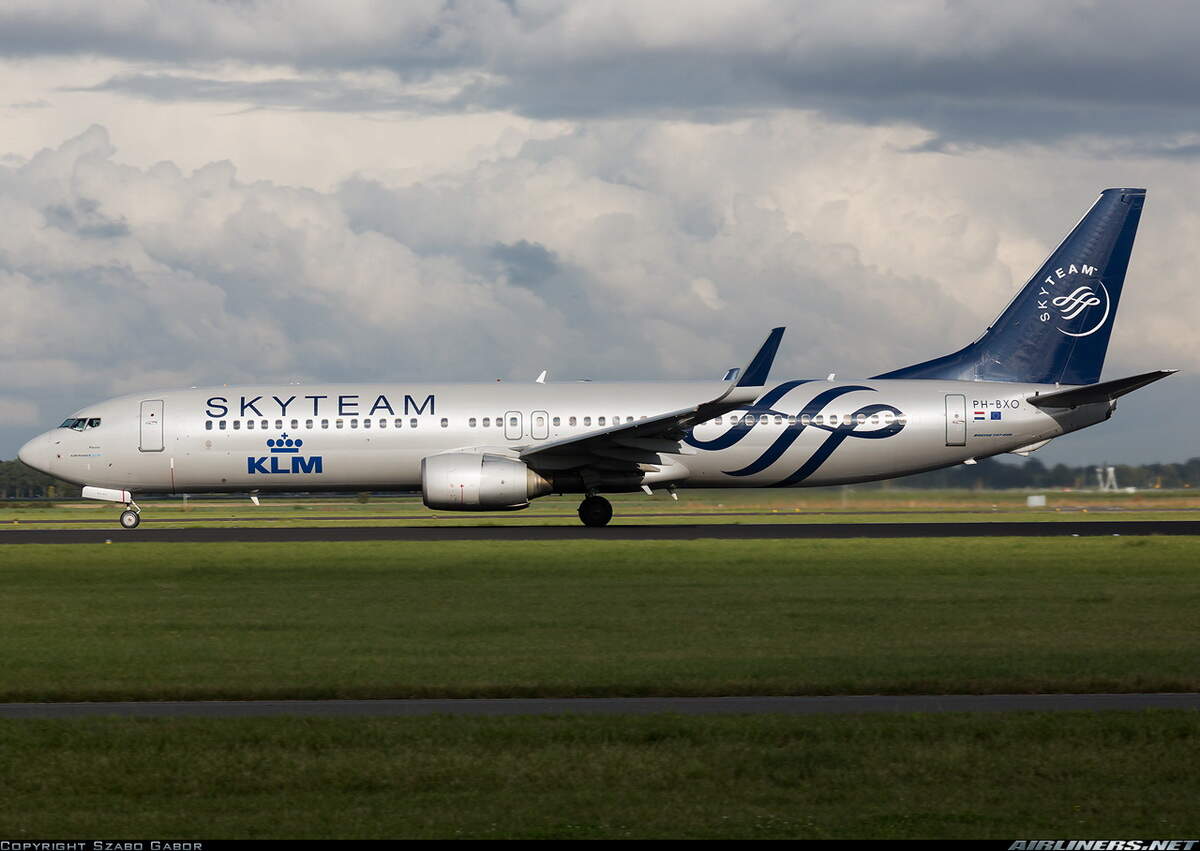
[119,509,141,530]
[578,495,613,528]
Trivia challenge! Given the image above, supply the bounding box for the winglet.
[736,327,785,387]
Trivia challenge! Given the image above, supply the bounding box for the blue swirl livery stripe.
[772,402,904,487]
[722,385,874,476]
[684,379,812,451]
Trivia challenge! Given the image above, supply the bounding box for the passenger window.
[801,414,811,425]
[291,419,299,429]
[469,418,477,427]
[774,415,783,425]
[536,416,545,427]
[411,418,418,428]
[759,415,769,425]
[321,419,329,429]
[627,416,634,423]
[856,413,866,424]
[569,416,577,426]
[350,419,358,428]
[275,420,283,430]
[787,415,797,425]
[336,420,344,429]
[219,420,227,430]
[715,416,722,425]
[378,419,386,429]
[829,414,839,425]
[552,416,560,426]
[233,420,241,430]
[205,421,213,431]
[598,416,606,426]
[583,416,591,426]
[482,417,490,427]
[509,416,518,427]
[394,418,402,428]
[306,419,314,429]
[261,420,268,430]
[363,418,371,428]
[440,418,448,428]
[247,420,255,430]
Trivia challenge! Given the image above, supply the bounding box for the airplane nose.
[17,433,53,475]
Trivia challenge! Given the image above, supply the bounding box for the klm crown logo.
[268,434,303,453]
[248,433,323,475]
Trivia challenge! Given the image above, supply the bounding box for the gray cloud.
[77,72,469,114]
[8,1,1200,146]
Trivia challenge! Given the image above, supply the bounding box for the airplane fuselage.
[23,378,1109,495]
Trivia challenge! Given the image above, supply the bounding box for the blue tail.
[875,188,1145,385]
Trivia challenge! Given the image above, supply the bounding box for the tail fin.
[876,188,1145,385]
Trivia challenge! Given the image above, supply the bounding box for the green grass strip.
[1,538,1198,700]
[1,711,1197,838]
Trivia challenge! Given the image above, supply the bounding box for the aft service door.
[945,394,966,446]
[140,399,164,452]
[504,410,523,441]
[530,410,549,440]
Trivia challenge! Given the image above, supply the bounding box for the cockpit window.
[59,417,101,430]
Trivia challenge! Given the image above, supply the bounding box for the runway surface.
[11,506,1198,524]
[3,519,1200,543]
[2,693,1197,719]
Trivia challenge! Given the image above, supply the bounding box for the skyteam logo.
[1035,263,1111,338]
[1052,281,1111,337]
[247,433,324,475]
[684,381,906,485]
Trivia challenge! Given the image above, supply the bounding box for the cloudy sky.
[1,0,1197,466]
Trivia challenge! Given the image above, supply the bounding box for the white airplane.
[18,188,1174,528]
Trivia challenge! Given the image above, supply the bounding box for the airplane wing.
[1026,369,1178,409]
[519,328,784,481]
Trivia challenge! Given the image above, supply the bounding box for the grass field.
[2,537,1198,701]
[4,488,1200,529]
[2,711,1197,838]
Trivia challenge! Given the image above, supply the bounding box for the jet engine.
[421,452,552,511]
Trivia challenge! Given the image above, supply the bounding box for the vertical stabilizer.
[876,188,1145,385]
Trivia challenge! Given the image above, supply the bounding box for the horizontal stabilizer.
[1027,369,1177,409]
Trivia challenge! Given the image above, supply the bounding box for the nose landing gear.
[119,501,141,529]
[577,494,613,527]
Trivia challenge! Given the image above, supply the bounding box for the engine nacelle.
[421,452,552,511]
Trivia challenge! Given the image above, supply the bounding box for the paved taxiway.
[2,693,1198,719]
[3,519,1199,544]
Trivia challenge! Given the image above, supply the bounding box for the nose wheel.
[578,495,613,527]
[119,508,141,529]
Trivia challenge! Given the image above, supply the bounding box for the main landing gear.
[577,494,613,528]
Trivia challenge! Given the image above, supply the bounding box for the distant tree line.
[2,456,1199,499]
[886,456,1200,490]
[0,460,80,499]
